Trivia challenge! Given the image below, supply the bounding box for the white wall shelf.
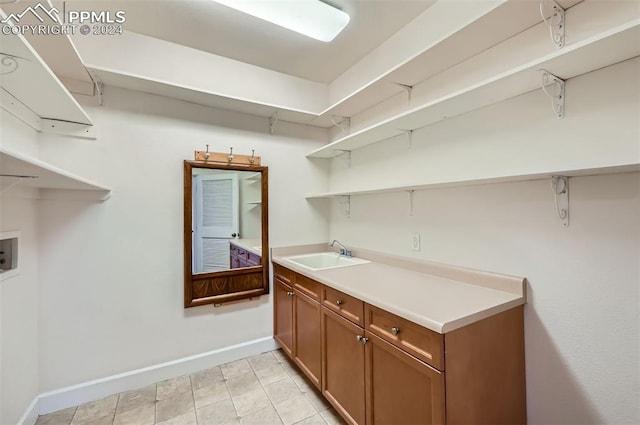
[0,148,111,201]
[306,164,640,199]
[307,20,640,159]
[0,8,96,137]
[308,0,565,127]
[66,1,580,130]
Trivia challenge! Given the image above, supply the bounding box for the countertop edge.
[230,238,262,256]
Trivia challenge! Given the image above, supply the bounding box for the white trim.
[38,336,278,415]
[16,396,39,425]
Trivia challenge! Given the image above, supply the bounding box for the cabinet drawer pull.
[391,327,400,335]
[356,335,369,344]
[286,291,294,297]
[335,300,343,306]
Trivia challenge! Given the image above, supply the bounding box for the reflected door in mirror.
[193,173,239,273]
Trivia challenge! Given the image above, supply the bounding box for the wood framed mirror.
[184,160,269,307]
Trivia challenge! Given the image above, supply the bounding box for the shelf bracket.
[89,72,105,106]
[407,190,415,216]
[94,80,104,107]
[551,176,569,227]
[0,175,38,195]
[399,129,414,148]
[394,83,413,104]
[332,150,351,168]
[540,70,565,118]
[540,0,565,49]
[269,111,279,135]
[331,115,351,135]
[337,195,351,219]
[0,52,29,75]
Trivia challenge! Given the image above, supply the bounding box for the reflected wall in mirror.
[184,161,269,308]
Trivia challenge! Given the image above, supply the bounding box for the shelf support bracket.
[332,150,351,168]
[407,190,415,216]
[90,72,105,106]
[337,195,351,219]
[331,115,351,135]
[94,80,104,106]
[551,175,569,227]
[540,0,565,49]
[0,52,29,75]
[269,111,279,135]
[540,70,565,118]
[394,83,413,104]
[399,129,414,148]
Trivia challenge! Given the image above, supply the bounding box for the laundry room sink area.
[283,252,370,271]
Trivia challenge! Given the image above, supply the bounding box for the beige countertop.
[272,244,526,334]
[230,238,262,256]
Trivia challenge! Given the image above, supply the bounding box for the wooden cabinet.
[274,276,294,358]
[294,289,322,389]
[322,286,364,326]
[273,264,322,388]
[365,304,443,370]
[365,331,445,425]
[230,241,262,269]
[273,264,526,425]
[322,308,366,425]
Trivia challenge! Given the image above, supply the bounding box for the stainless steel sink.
[283,252,370,271]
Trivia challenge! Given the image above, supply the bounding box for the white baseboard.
[38,336,278,415]
[16,396,39,425]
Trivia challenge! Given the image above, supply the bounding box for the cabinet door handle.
[356,335,369,344]
[286,291,294,297]
[391,327,400,335]
[335,300,343,306]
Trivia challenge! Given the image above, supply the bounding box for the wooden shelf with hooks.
[194,150,261,165]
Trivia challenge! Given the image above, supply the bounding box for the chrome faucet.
[330,240,352,257]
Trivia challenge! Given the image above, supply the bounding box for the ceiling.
[57,0,436,83]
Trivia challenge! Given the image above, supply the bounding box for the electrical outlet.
[411,232,421,251]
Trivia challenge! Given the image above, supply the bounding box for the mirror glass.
[184,161,269,308]
[191,168,262,273]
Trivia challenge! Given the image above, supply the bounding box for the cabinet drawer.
[248,251,262,266]
[365,304,444,371]
[294,274,321,301]
[230,243,239,254]
[237,247,247,258]
[322,286,364,326]
[274,264,294,284]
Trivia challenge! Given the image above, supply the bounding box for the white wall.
[327,60,640,424]
[34,87,329,391]
[0,113,40,425]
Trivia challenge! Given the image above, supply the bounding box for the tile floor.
[35,349,346,425]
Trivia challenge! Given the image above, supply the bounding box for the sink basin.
[284,252,370,271]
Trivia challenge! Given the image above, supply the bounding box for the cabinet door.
[322,308,366,425]
[294,290,322,389]
[274,278,294,358]
[365,332,445,425]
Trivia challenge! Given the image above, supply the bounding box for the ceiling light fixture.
[211,0,350,42]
